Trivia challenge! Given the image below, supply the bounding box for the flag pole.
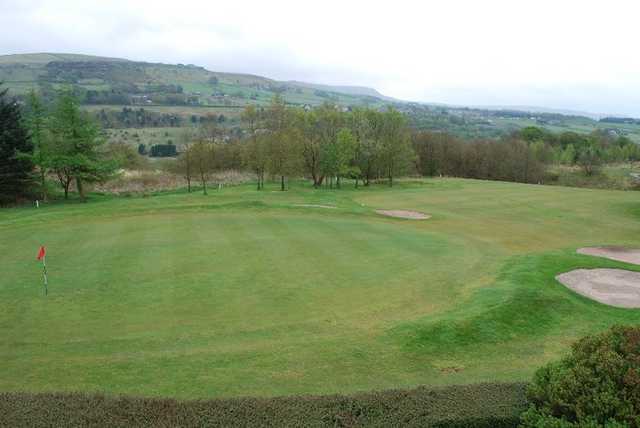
[42,255,48,296]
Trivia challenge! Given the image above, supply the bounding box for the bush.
[521,325,640,427]
[149,144,177,157]
[0,382,527,427]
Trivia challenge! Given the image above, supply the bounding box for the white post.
[36,200,39,208]
[42,256,48,296]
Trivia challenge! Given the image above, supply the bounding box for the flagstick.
[42,256,48,296]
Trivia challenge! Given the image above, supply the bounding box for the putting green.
[1,178,640,398]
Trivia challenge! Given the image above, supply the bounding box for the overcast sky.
[2,0,640,116]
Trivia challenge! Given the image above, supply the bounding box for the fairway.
[2,178,640,399]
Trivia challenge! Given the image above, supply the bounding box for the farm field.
[105,127,191,149]
[1,178,640,399]
[83,104,246,118]
[492,117,640,143]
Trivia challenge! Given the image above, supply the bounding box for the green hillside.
[0,53,388,110]
[3,52,639,142]
[0,52,128,65]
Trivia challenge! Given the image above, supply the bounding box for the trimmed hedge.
[0,382,527,427]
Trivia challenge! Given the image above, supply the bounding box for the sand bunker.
[375,210,431,220]
[293,204,336,209]
[556,268,640,308]
[578,247,640,265]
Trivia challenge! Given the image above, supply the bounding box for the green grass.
[0,52,389,110]
[1,178,640,399]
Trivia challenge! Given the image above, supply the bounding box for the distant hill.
[4,52,635,141]
[0,52,390,109]
[0,52,129,65]
[287,81,395,101]
[470,105,604,120]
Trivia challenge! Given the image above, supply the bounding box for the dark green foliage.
[48,92,117,199]
[0,85,34,206]
[95,107,182,129]
[576,142,602,176]
[0,383,527,427]
[521,325,640,427]
[23,91,51,201]
[149,143,177,157]
[412,132,545,184]
[518,126,560,145]
[601,117,640,125]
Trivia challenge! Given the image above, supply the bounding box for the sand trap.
[578,247,640,265]
[293,204,336,209]
[556,268,640,308]
[375,209,431,220]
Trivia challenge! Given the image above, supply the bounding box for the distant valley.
[2,52,640,142]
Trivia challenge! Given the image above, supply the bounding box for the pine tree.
[48,92,116,200]
[0,86,34,206]
[24,91,51,201]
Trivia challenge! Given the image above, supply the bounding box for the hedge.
[0,382,528,427]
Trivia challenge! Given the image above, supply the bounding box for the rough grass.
[545,163,640,190]
[1,178,640,399]
[0,382,528,428]
[93,170,254,194]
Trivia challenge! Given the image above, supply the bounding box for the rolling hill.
[0,53,390,109]
[3,52,639,142]
[287,80,396,101]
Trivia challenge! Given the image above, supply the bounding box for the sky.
[2,0,640,116]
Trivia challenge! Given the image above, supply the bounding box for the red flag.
[37,246,46,261]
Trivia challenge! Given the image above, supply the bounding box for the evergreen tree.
[24,91,51,201]
[48,92,116,200]
[0,85,34,206]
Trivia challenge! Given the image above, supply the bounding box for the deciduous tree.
[191,141,216,195]
[264,96,300,191]
[243,133,269,190]
[378,109,414,186]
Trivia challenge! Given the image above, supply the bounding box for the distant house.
[131,95,150,105]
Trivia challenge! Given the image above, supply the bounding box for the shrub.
[520,325,640,427]
[0,382,527,427]
[149,144,177,157]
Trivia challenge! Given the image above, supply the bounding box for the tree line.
[171,96,415,193]
[2,84,639,205]
[412,126,640,184]
[413,132,546,183]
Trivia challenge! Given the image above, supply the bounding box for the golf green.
[1,178,640,398]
